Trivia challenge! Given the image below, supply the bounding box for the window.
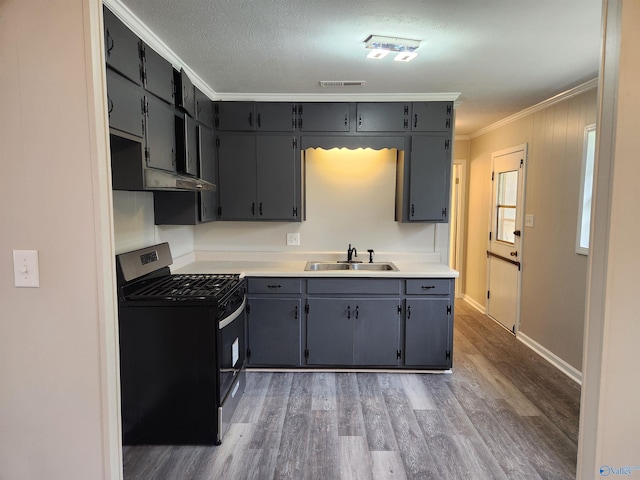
[496,170,519,244]
[576,124,596,255]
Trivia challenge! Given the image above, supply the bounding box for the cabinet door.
[247,298,301,366]
[405,298,451,367]
[255,103,296,132]
[411,102,453,132]
[195,88,214,129]
[106,69,144,138]
[215,102,256,131]
[306,298,353,365]
[141,43,174,105]
[356,103,409,132]
[299,103,350,132]
[353,299,401,366]
[199,126,217,222]
[175,68,195,118]
[144,95,176,172]
[216,134,256,219]
[103,7,141,85]
[408,135,451,222]
[256,136,299,220]
[175,114,198,176]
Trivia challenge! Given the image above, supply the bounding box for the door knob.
[510,251,518,257]
[513,230,521,236]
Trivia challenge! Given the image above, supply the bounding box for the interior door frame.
[486,143,527,333]
[450,159,467,298]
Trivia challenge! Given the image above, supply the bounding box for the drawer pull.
[267,284,282,289]
[422,285,436,290]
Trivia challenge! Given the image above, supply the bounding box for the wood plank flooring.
[123,300,581,479]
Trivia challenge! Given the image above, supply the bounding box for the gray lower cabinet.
[306,297,401,366]
[245,276,453,370]
[246,278,302,366]
[404,299,451,367]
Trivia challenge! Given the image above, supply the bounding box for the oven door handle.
[218,297,247,330]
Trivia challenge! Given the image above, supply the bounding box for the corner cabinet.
[245,276,454,370]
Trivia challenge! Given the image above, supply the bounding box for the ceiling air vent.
[319,80,366,87]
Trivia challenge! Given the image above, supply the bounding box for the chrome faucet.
[347,244,358,262]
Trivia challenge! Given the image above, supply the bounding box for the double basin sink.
[304,261,398,271]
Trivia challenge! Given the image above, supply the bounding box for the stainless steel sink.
[350,262,398,271]
[304,261,398,271]
[304,262,351,271]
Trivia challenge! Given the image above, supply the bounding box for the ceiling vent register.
[319,80,366,87]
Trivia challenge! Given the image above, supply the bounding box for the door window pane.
[496,170,518,244]
[577,124,596,255]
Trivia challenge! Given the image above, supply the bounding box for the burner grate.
[128,274,241,301]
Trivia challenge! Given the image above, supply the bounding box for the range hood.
[110,134,216,192]
[144,168,216,191]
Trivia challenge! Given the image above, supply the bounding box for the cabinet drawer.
[405,279,452,295]
[307,278,400,295]
[248,278,301,294]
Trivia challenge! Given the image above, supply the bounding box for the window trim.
[576,124,596,255]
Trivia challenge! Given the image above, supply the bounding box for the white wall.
[113,191,195,257]
[195,148,444,257]
[0,0,119,478]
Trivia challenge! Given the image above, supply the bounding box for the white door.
[487,145,526,332]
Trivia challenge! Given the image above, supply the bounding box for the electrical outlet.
[286,233,300,246]
[13,249,40,287]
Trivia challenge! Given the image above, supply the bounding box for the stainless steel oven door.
[218,297,246,401]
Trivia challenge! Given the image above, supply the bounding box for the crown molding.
[469,78,598,139]
[215,92,461,102]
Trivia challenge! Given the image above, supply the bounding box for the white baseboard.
[516,332,583,385]
[463,295,486,314]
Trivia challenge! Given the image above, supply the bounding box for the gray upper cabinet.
[408,135,450,222]
[411,102,453,132]
[175,114,198,176]
[199,126,217,222]
[106,69,143,138]
[174,68,195,118]
[103,7,141,85]
[217,134,257,219]
[356,102,409,132]
[298,103,350,132]
[256,136,300,220]
[195,88,214,129]
[217,134,300,221]
[255,103,296,132]
[144,95,176,172]
[215,102,256,131]
[141,42,174,105]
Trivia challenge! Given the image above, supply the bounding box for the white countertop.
[172,251,458,278]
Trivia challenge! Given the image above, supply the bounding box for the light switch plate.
[525,214,534,227]
[13,249,40,287]
[286,233,300,246]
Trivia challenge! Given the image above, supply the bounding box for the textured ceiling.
[114,0,602,135]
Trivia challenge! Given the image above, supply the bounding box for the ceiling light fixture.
[364,35,420,61]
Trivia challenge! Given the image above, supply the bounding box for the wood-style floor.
[122,300,581,480]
